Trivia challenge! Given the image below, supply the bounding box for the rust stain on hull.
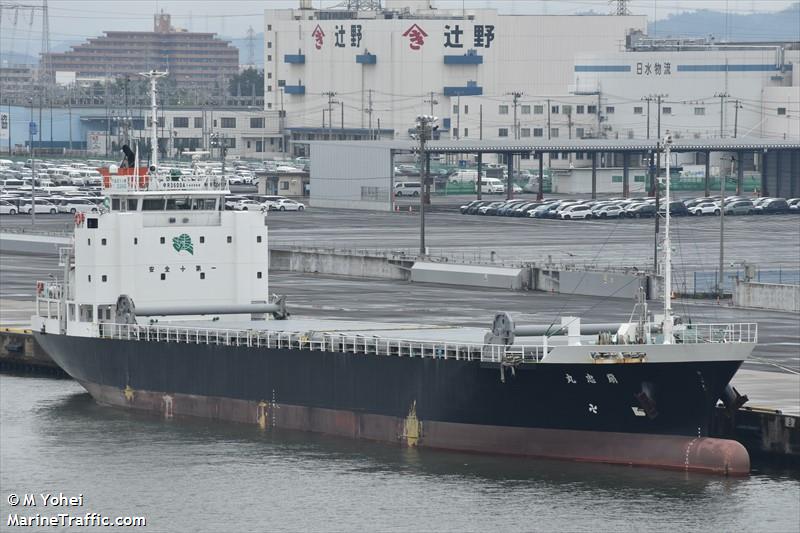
[81,381,749,476]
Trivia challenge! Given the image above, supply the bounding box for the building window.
[257,271,262,279]
[267,41,272,48]
[520,127,531,137]
[267,24,272,31]
[576,105,585,114]
[533,128,543,137]
[521,105,530,114]
[521,153,531,159]
[576,152,585,160]
[280,181,289,190]
[499,105,509,115]
[200,272,205,280]
[160,273,166,281]
[267,55,272,61]
[452,105,459,114]
[267,72,272,80]
[662,107,672,115]
[777,107,786,115]
[694,107,705,116]
[227,236,232,243]
[160,237,165,244]
[194,117,203,128]
[533,105,544,115]
[452,128,458,137]
[633,106,643,115]
[221,117,236,128]
[101,238,107,246]
[498,128,509,137]
[173,117,189,128]
[88,275,91,282]
[250,117,265,128]
[606,106,615,114]
[551,153,559,160]
[464,105,468,115]
[463,128,468,137]
[576,127,585,138]
[550,127,559,138]
[101,275,107,282]
[134,237,138,245]
[587,105,597,114]
[551,105,559,114]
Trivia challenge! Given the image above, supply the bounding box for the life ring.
[74,212,85,226]
[36,281,44,295]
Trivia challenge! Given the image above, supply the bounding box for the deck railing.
[97,322,546,364]
[94,320,758,364]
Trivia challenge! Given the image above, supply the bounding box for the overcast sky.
[3,0,797,49]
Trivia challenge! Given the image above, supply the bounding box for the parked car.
[57,198,100,214]
[478,201,504,215]
[460,200,483,214]
[560,204,594,220]
[626,203,657,218]
[0,199,18,215]
[759,198,790,214]
[496,200,527,216]
[688,201,720,216]
[465,200,492,215]
[512,202,542,217]
[592,204,625,218]
[270,199,305,211]
[724,200,754,215]
[394,181,421,197]
[788,198,800,211]
[658,201,690,216]
[21,199,58,214]
[233,199,265,211]
[529,202,560,218]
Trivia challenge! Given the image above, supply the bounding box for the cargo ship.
[31,73,756,475]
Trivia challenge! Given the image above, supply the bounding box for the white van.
[481,177,505,194]
[394,181,421,197]
[449,169,478,183]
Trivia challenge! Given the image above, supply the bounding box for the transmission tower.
[609,0,630,16]
[246,25,255,67]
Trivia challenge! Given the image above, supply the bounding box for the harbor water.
[1,374,798,532]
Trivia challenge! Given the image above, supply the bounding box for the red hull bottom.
[82,381,750,476]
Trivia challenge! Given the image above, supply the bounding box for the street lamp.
[414,114,439,257]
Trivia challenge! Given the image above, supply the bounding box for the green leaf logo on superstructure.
[172,234,194,255]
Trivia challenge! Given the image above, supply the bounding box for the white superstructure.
[32,171,270,337]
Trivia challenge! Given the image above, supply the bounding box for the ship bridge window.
[166,197,191,210]
[143,198,165,211]
[127,199,139,211]
[192,198,217,210]
[111,199,121,210]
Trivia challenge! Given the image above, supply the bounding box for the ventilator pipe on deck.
[115,294,289,323]
[484,312,659,345]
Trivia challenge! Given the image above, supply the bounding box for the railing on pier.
[97,322,547,364]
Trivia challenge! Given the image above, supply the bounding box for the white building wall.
[573,48,798,142]
[264,7,645,139]
[309,142,394,210]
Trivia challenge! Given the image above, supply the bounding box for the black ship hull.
[34,332,750,475]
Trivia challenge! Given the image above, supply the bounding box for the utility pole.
[642,95,654,139]
[718,156,732,298]
[415,115,438,257]
[455,94,461,139]
[323,91,337,139]
[366,89,374,140]
[546,98,551,140]
[733,99,742,138]
[663,132,674,344]
[424,91,437,116]
[507,91,522,140]
[714,91,729,138]
[479,104,483,140]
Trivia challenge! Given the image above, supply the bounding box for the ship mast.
[140,70,168,170]
[662,132,674,344]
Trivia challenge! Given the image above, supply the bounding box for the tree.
[228,68,264,97]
